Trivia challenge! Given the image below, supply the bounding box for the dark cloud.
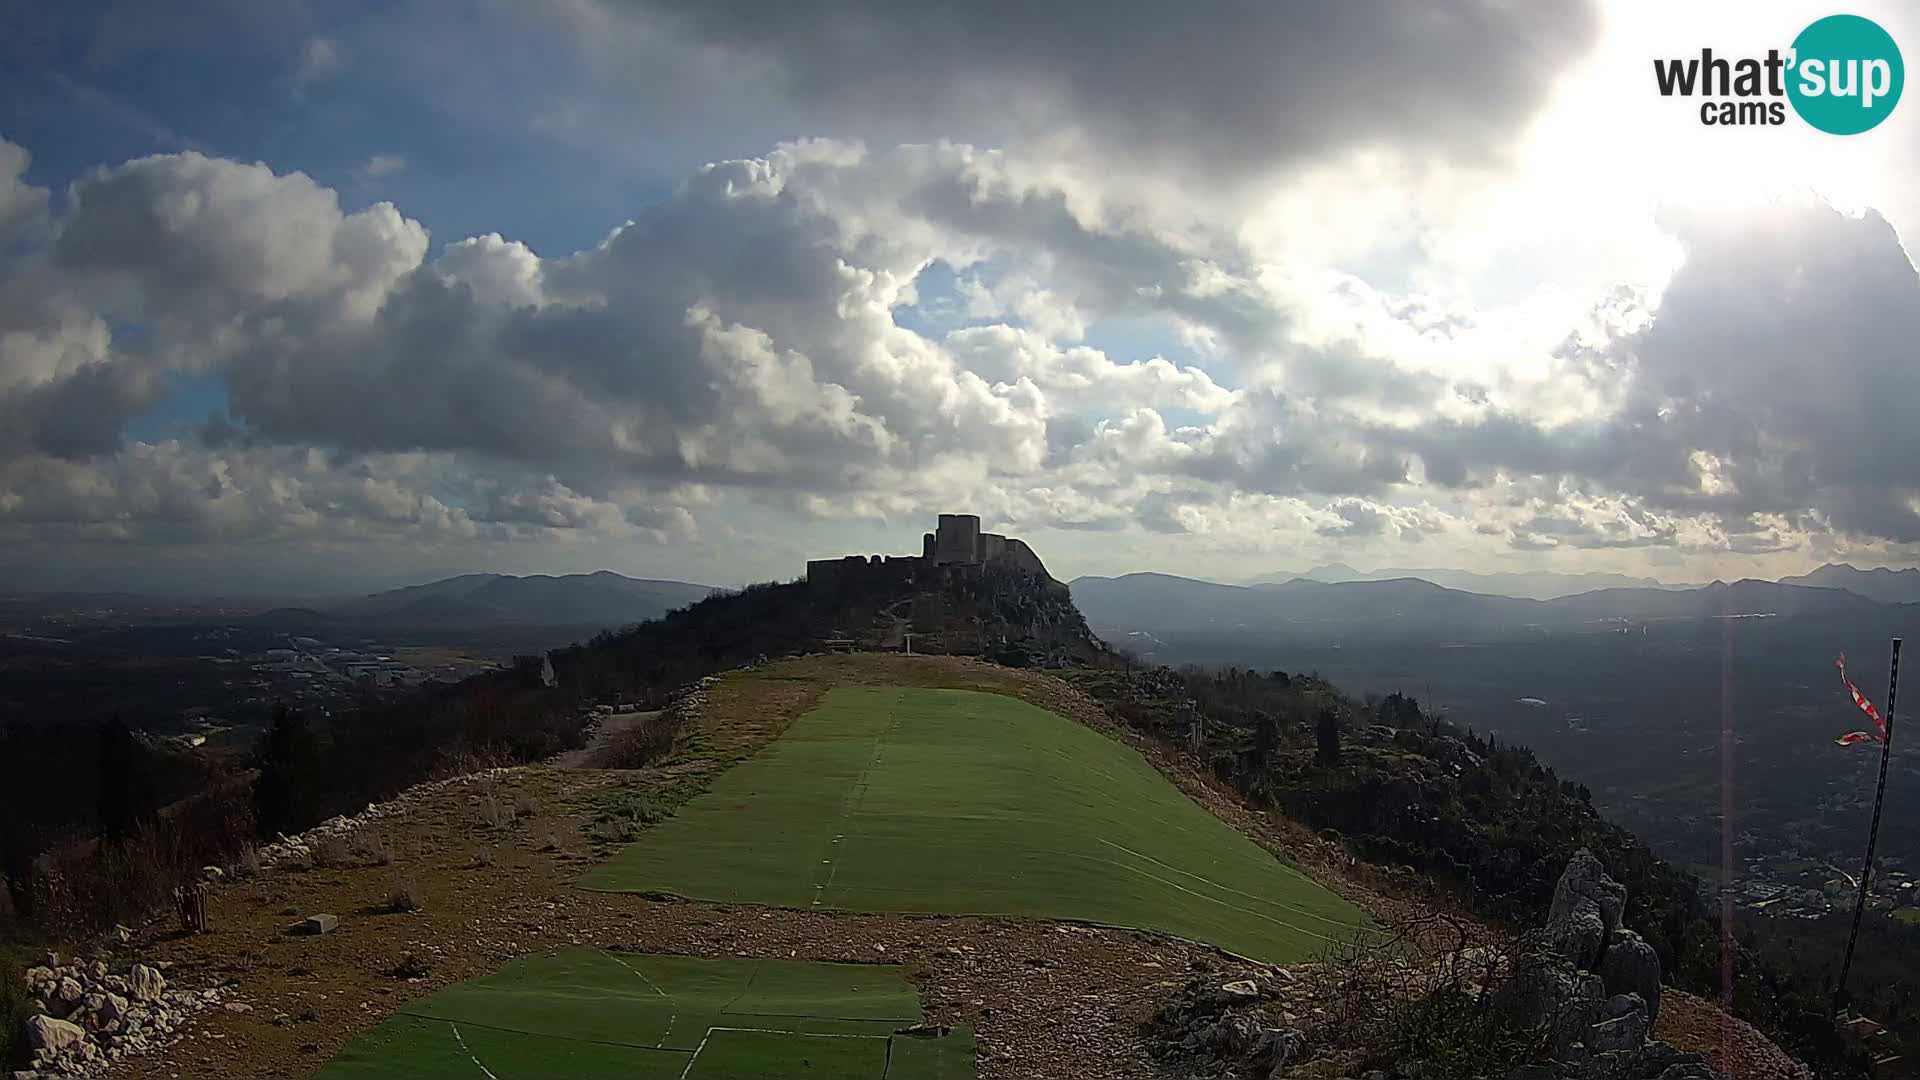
[612,0,1601,180]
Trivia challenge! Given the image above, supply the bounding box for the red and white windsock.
[1836,653,1888,746]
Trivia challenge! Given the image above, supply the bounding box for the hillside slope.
[9,568,1825,1079]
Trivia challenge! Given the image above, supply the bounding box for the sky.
[4,0,1920,596]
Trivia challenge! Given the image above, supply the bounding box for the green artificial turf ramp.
[582,687,1368,961]
[316,949,973,1079]
[685,1029,886,1079]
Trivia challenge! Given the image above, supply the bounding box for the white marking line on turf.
[1084,841,1351,943]
[449,1023,500,1080]
[603,949,679,1049]
[1096,838,1366,929]
[679,1025,893,1079]
[811,705,897,907]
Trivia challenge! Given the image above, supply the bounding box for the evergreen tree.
[1250,710,1281,775]
[1315,706,1342,767]
[96,714,158,839]
[254,706,322,838]
[1,825,33,914]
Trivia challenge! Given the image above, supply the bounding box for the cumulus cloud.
[0,440,698,548]
[0,139,49,250]
[2,125,1918,583]
[352,153,407,183]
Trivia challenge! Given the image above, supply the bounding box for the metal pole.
[1837,638,1902,1013]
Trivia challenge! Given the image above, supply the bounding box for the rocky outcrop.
[1545,849,1626,969]
[1492,849,1722,1080]
[1598,929,1662,1024]
[17,953,237,1077]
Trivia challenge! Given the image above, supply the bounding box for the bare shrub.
[27,775,254,941]
[430,742,518,782]
[1313,914,1547,1080]
[536,832,563,853]
[590,819,641,845]
[467,848,493,869]
[476,789,510,829]
[235,844,262,879]
[513,791,537,819]
[384,880,423,913]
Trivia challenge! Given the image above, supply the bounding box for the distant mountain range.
[1778,563,1920,605]
[1247,563,1696,601]
[331,572,716,628]
[1069,571,1897,642]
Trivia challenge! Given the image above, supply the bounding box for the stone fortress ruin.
[806,514,1056,589]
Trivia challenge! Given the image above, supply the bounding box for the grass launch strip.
[316,950,975,1079]
[582,687,1370,962]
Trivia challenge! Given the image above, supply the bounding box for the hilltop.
[1,519,1848,1079]
[332,572,716,629]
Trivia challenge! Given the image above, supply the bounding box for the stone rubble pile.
[661,675,718,725]
[17,955,235,1078]
[1149,962,1322,1080]
[256,766,518,868]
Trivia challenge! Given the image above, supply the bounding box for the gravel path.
[551,709,660,768]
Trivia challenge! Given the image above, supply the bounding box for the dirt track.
[549,708,660,768]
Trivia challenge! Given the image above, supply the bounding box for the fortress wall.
[805,556,869,588]
[979,533,1008,562]
[999,538,1052,581]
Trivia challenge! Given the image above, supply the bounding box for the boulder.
[54,976,84,1012]
[25,1015,85,1053]
[1491,954,1606,1058]
[1258,1027,1302,1079]
[1546,849,1627,968]
[128,963,165,1002]
[1591,1009,1649,1053]
[1216,979,1261,1004]
[1599,930,1663,1023]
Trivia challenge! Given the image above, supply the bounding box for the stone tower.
[933,513,982,565]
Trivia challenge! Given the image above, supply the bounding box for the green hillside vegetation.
[318,950,974,1080]
[1067,663,1888,1073]
[583,687,1368,962]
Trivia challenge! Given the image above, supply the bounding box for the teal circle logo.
[1788,14,1904,134]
